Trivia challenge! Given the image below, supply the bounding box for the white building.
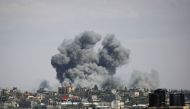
[111,100,124,109]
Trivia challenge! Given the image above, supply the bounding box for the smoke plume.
[99,34,129,75]
[51,31,129,89]
[101,76,124,90]
[128,69,160,89]
[39,80,52,90]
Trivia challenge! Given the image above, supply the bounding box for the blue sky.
[0,0,190,91]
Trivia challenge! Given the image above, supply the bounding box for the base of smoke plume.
[39,69,159,90]
[60,75,125,90]
[39,80,52,91]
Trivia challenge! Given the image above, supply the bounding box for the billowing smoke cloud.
[39,80,52,90]
[99,34,129,75]
[101,76,124,90]
[128,69,160,89]
[51,31,129,89]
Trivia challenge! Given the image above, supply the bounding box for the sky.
[0,0,190,91]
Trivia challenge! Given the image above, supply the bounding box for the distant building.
[18,100,31,108]
[98,101,111,108]
[111,100,124,109]
[58,84,75,94]
[148,89,190,109]
[130,91,140,97]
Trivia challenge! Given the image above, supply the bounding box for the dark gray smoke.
[128,69,160,89]
[39,80,52,90]
[51,31,129,89]
[99,34,129,75]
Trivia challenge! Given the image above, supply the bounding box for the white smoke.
[128,69,160,89]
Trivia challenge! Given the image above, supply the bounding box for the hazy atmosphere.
[0,0,190,91]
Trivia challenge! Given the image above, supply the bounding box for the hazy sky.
[0,0,190,91]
